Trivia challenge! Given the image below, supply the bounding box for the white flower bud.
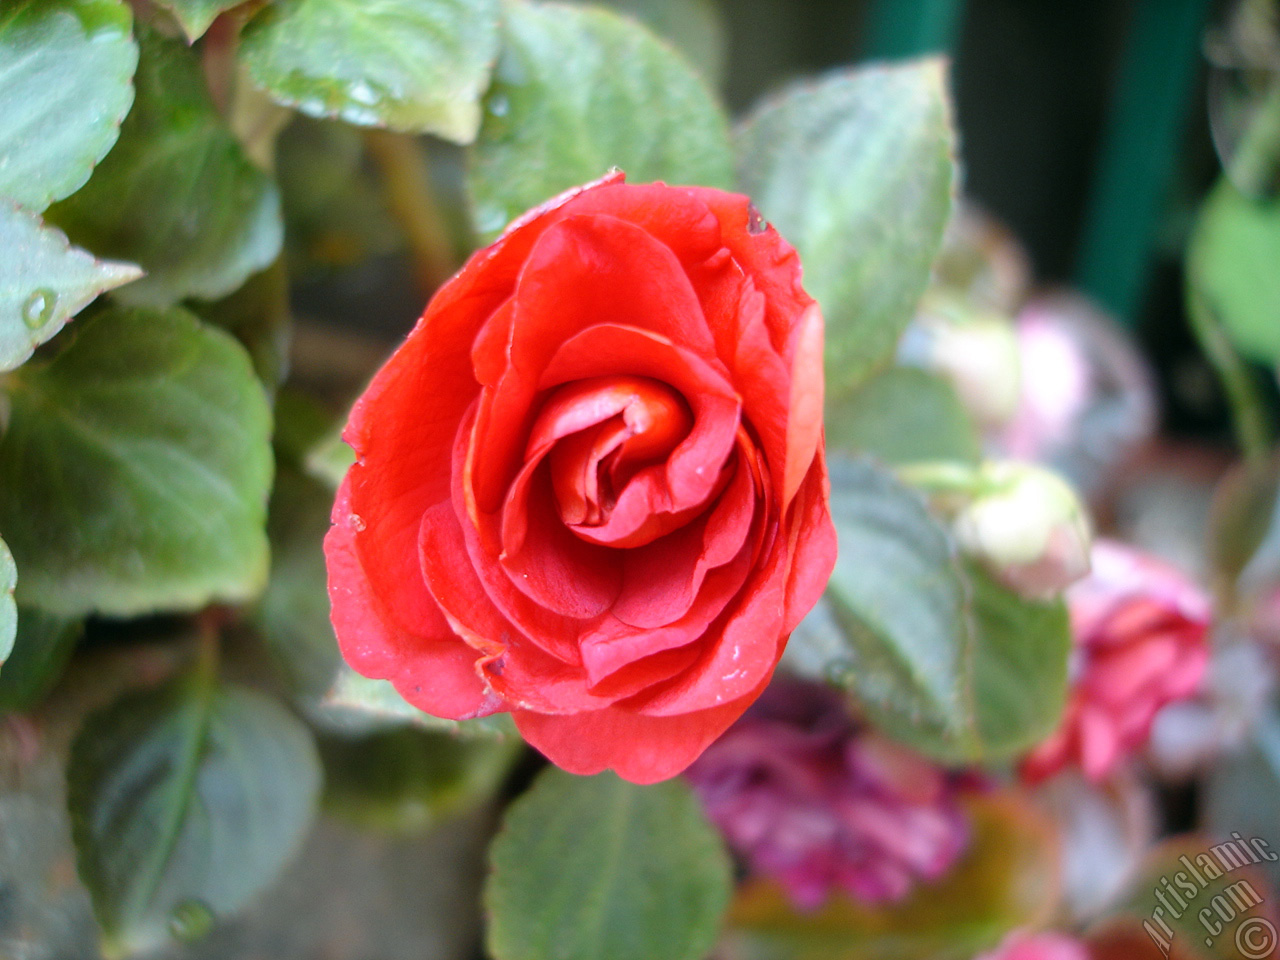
[900,295,1022,428]
[952,461,1092,598]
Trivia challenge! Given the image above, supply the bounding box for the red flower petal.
[468,213,717,513]
[511,674,770,784]
[327,480,496,720]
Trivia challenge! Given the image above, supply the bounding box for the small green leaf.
[46,26,283,307]
[0,607,82,713]
[0,305,273,618]
[486,768,732,960]
[468,0,733,240]
[0,201,141,371]
[723,794,1062,960]
[239,0,501,142]
[1188,177,1280,365]
[0,535,15,664]
[736,59,956,398]
[305,425,356,488]
[67,675,321,958]
[156,0,240,40]
[825,366,979,466]
[321,727,521,833]
[802,457,1069,764]
[0,0,138,211]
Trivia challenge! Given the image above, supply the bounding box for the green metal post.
[1073,0,1214,324]
[861,0,968,60]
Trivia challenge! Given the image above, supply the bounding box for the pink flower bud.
[1022,539,1212,783]
[952,462,1092,599]
[685,678,969,911]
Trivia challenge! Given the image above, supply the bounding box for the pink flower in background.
[977,931,1091,960]
[993,293,1156,498]
[999,307,1092,461]
[1022,539,1211,783]
[685,678,969,910]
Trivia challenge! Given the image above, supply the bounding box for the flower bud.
[899,294,1022,428]
[993,293,1156,499]
[952,462,1092,599]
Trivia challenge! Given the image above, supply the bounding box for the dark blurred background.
[717,0,1233,437]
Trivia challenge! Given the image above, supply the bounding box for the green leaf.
[1188,177,1280,365]
[0,305,273,618]
[486,768,732,960]
[46,26,283,307]
[0,607,82,713]
[305,425,356,488]
[825,366,979,466]
[0,0,138,211]
[156,0,239,40]
[570,0,726,86]
[468,0,734,240]
[67,673,321,957]
[193,258,292,388]
[1207,455,1280,607]
[800,457,1069,764]
[239,0,501,142]
[964,565,1072,757]
[0,201,141,371]
[321,726,521,833]
[723,794,1062,960]
[0,535,14,665]
[736,59,956,399]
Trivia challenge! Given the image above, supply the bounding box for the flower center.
[536,376,692,528]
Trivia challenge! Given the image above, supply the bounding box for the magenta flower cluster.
[685,678,969,910]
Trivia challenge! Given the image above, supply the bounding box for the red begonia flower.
[325,173,837,783]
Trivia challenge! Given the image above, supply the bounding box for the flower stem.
[897,461,985,495]
[364,129,458,297]
[1187,287,1273,466]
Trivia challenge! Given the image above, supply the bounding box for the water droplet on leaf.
[348,79,379,106]
[168,899,215,942]
[21,289,56,330]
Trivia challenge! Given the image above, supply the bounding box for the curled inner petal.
[530,376,694,533]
